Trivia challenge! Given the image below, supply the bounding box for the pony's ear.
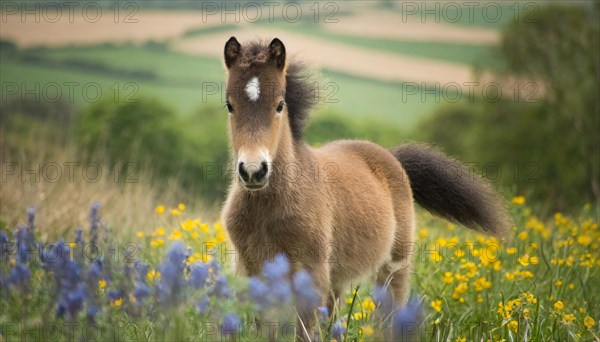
[268,38,286,70]
[224,36,241,69]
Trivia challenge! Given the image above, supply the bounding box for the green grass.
[321,70,440,129]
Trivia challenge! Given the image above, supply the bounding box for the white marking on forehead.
[245,77,260,102]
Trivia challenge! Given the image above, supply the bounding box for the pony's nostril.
[238,162,250,182]
[253,161,269,182]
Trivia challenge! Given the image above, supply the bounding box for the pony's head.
[223,36,315,190]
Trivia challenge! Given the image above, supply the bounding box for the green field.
[1,43,445,129]
[255,19,503,68]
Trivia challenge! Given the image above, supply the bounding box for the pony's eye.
[276,101,285,113]
[225,102,234,113]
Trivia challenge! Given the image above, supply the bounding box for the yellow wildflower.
[178,203,186,211]
[523,292,537,304]
[518,255,530,266]
[461,262,477,278]
[520,270,534,279]
[562,313,575,324]
[181,219,194,231]
[147,270,161,281]
[216,231,227,243]
[554,301,564,311]
[360,326,374,337]
[150,239,164,248]
[362,298,376,313]
[200,223,210,233]
[431,251,443,262]
[456,337,466,342]
[170,209,181,216]
[584,316,595,329]
[506,247,517,255]
[473,277,492,292]
[155,205,165,215]
[507,320,518,333]
[136,231,144,238]
[443,272,454,284]
[431,299,442,313]
[98,279,107,289]
[512,196,525,205]
[518,231,528,241]
[169,229,183,240]
[455,248,465,258]
[493,261,502,271]
[113,298,122,307]
[577,235,591,246]
[452,283,468,299]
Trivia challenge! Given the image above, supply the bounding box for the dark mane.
[285,60,318,140]
[238,40,318,140]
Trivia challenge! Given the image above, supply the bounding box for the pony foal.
[220,37,510,334]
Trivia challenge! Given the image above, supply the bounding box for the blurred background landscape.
[1,0,598,235]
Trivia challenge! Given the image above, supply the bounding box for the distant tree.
[500,4,599,205]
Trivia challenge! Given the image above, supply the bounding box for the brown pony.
[221,37,510,338]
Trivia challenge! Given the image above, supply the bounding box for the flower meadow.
[0,199,598,341]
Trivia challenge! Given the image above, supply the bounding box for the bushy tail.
[391,143,511,237]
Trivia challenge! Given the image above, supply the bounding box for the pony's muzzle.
[237,161,269,189]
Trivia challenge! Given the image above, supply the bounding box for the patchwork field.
[0,2,511,129]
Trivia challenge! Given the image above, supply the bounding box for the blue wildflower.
[221,312,242,335]
[7,262,30,289]
[157,242,187,305]
[134,261,149,282]
[263,253,290,281]
[41,239,69,270]
[64,283,85,317]
[196,294,210,314]
[331,320,346,340]
[75,228,84,244]
[133,281,152,303]
[87,305,99,319]
[189,262,209,289]
[270,277,292,302]
[209,258,222,274]
[211,274,233,299]
[0,231,8,259]
[393,297,423,340]
[27,206,35,231]
[372,285,394,318]
[248,276,269,309]
[317,306,329,317]
[89,202,100,244]
[292,270,320,314]
[15,226,34,263]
